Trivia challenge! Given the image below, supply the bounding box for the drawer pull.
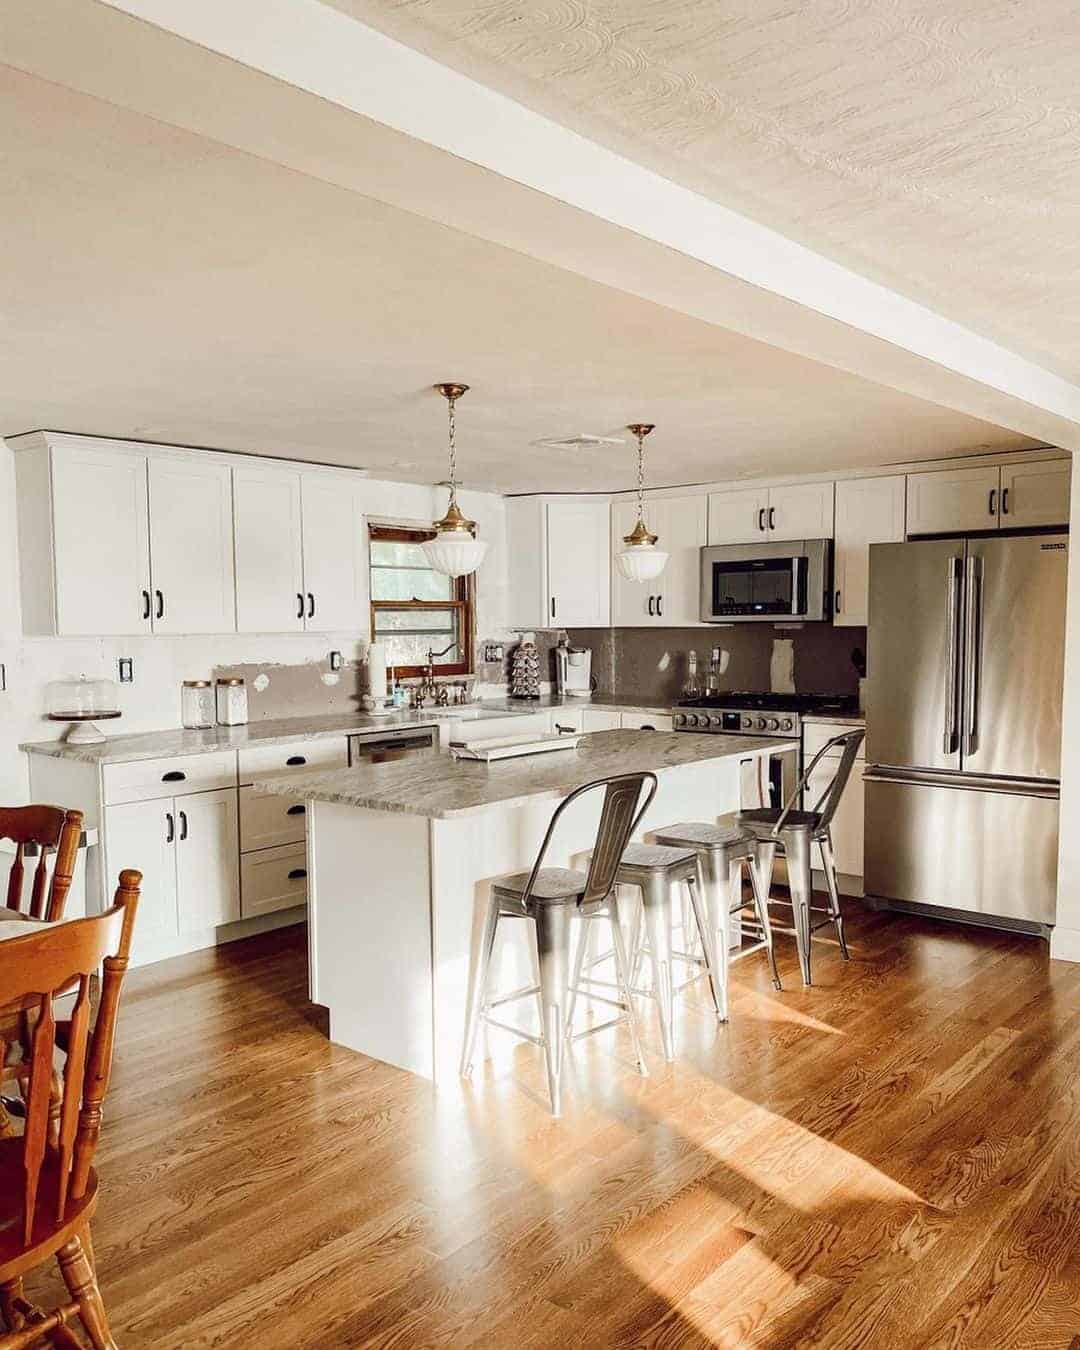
[286,804,306,816]
[288,868,307,880]
[286,755,307,766]
[161,771,186,782]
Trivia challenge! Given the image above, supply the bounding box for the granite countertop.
[254,728,793,820]
[19,693,670,763]
[802,711,866,725]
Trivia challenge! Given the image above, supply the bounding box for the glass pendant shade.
[423,381,487,579]
[616,421,668,582]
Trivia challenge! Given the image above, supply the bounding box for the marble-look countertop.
[254,728,794,820]
[802,712,866,726]
[19,693,670,763]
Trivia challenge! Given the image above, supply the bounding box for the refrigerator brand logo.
[1040,542,1066,551]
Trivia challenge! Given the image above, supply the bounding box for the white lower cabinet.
[240,845,308,919]
[804,721,865,889]
[104,798,179,950]
[583,710,622,732]
[619,712,673,731]
[546,708,672,734]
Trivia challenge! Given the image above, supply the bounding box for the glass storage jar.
[215,677,248,726]
[181,680,215,729]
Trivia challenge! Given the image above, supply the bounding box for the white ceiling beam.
[8,0,1080,448]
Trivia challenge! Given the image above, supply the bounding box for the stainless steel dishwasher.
[348,725,438,765]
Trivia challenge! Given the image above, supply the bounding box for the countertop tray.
[450,732,581,762]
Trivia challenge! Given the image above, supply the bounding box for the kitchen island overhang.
[255,730,794,1080]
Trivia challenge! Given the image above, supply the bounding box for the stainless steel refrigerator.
[864,533,1067,931]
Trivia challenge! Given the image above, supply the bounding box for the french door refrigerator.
[864,533,1067,930]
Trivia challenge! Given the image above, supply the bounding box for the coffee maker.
[555,642,593,698]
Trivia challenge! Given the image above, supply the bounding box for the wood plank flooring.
[23,900,1080,1347]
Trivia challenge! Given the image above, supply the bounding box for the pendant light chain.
[636,425,646,525]
[447,389,458,509]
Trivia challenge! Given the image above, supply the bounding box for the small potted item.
[46,676,122,745]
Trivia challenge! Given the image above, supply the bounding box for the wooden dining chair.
[1,806,84,924]
[0,869,140,1350]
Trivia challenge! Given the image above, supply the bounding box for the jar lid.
[216,677,245,686]
[183,680,211,688]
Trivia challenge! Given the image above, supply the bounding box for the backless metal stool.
[651,821,781,995]
[461,771,658,1117]
[592,843,725,1062]
[738,728,865,986]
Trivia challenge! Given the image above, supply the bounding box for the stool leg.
[461,898,500,1078]
[818,833,850,961]
[535,903,574,1116]
[608,903,648,1076]
[640,875,676,1061]
[566,911,592,1033]
[686,869,727,1021]
[783,829,814,986]
[696,846,730,959]
[746,853,782,990]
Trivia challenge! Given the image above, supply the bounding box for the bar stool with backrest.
[461,772,657,1117]
[737,728,865,986]
[0,869,140,1350]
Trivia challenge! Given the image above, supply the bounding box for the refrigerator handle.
[963,555,982,756]
[943,557,962,755]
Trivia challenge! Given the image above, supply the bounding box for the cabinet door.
[810,761,865,880]
[581,709,622,731]
[657,495,707,625]
[51,445,151,635]
[148,457,235,634]
[104,799,178,951]
[548,708,585,735]
[234,466,304,632]
[546,500,610,627]
[906,465,1000,535]
[707,488,769,545]
[301,477,365,631]
[833,476,906,627]
[620,712,673,731]
[611,500,659,626]
[1000,459,1070,529]
[767,481,834,542]
[175,789,240,932]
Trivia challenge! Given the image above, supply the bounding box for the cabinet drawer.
[237,738,348,785]
[620,713,673,731]
[803,722,865,762]
[239,786,307,853]
[549,708,585,735]
[103,751,238,805]
[240,843,308,918]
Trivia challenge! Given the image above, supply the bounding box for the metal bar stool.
[737,729,865,985]
[650,821,782,996]
[460,772,658,1117]
[581,843,725,1062]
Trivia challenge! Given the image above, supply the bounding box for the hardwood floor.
[24,899,1080,1347]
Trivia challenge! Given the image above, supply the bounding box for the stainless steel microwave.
[699,539,832,623]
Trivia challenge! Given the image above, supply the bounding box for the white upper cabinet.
[906,464,1000,535]
[833,475,906,627]
[612,494,706,626]
[1000,459,1071,528]
[301,477,366,632]
[705,486,769,545]
[148,457,235,634]
[233,465,305,633]
[707,481,833,545]
[506,496,609,628]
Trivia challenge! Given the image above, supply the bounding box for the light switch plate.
[118,658,134,683]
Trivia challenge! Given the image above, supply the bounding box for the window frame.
[368,524,474,679]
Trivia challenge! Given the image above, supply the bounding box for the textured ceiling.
[330,0,1080,382]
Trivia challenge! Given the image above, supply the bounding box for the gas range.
[671,692,857,739]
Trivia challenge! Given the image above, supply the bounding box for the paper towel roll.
[367,642,388,700]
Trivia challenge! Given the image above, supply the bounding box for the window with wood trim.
[369,524,473,678]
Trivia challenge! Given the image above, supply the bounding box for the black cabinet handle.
[768,507,776,531]
[179,810,188,841]
[641,724,656,731]
[287,804,306,816]
[1001,487,1010,515]
[834,589,841,614]
[647,595,655,617]
[758,507,766,532]
[155,589,164,620]
[555,723,575,734]
[288,868,307,881]
[286,755,307,766]
[550,596,556,619]
[989,488,997,516]
[165,811,175,844]
[162,770,186,782]
[657,595,663,617]
[297,593,305,619]
[142,589,151,620]
[307,592,315,619]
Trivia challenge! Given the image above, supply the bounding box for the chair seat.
[491,866,587,905]
[617,842,699,871]
[737,807,824,837]
[0,1138,99,1281]
[653,821,753,850]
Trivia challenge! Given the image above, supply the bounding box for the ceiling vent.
[532,433,626,452]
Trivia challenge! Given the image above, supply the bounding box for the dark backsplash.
[568,625,866,704]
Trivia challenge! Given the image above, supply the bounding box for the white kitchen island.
[255,729,791,1081]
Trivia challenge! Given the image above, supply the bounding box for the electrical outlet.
[118,658,134,683]
[483,642,504,664]
[329,650,343,671]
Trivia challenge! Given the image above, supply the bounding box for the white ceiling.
[0,30,1046,493]
[333,0,1080,386]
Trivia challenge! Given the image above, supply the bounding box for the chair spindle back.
[0,805,84,921]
